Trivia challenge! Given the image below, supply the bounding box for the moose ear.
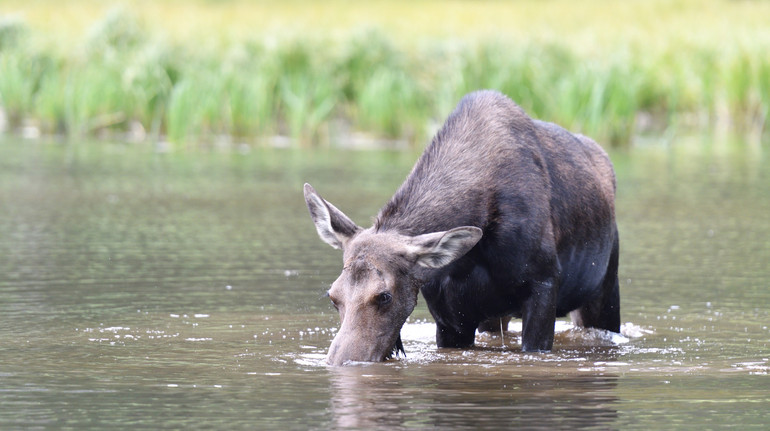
[407,226,483,269]
[304,183,362,250]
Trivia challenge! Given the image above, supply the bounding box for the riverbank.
[1,0,769,148]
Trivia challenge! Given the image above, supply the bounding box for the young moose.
[305,90,620,366]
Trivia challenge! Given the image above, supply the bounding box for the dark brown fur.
[305,90,620,365]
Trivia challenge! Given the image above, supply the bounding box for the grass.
[1,0,770,147]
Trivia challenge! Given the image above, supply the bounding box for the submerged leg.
[435,323,476,348]
[570,235,621,332]
[521,278,558,352]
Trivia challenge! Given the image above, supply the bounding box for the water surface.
[0,138,768,430]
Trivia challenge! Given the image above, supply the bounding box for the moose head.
[304,184,482,365]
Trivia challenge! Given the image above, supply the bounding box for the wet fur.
[389,336,406,360]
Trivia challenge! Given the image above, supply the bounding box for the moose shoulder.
[305,90,620,366]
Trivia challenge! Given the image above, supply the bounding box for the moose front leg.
[435,321,476,349]
[520,279,558,352]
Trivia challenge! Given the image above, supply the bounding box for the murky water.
[1,138,768,430]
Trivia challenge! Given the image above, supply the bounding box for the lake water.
[0,137,768,430]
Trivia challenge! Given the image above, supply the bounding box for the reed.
[1,1,769,147]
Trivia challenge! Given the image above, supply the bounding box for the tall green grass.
[1,6,769,147]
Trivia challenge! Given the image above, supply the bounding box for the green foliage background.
[1,0,769,147]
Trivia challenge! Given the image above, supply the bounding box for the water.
[0,138,768,430]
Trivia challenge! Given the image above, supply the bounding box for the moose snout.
[326,337,348,366]
[326,324,394,366]
[326,331,376,366]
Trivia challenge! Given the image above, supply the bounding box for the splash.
[292,319,653,368]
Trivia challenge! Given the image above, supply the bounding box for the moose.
[304,90,620,366]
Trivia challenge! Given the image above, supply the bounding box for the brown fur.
[305,90,620,365]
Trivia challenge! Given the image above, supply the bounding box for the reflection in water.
[323,320,630,429]
[328,367,403,430]
[328,364,619,430]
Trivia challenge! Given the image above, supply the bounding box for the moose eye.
[376,292,393,308]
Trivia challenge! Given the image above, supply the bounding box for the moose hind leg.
[570,236,621,333]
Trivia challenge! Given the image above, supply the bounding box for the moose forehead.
[340,232,411,279]
[341,256,382,283]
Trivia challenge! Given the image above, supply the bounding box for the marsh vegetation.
[1,0,769,147]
